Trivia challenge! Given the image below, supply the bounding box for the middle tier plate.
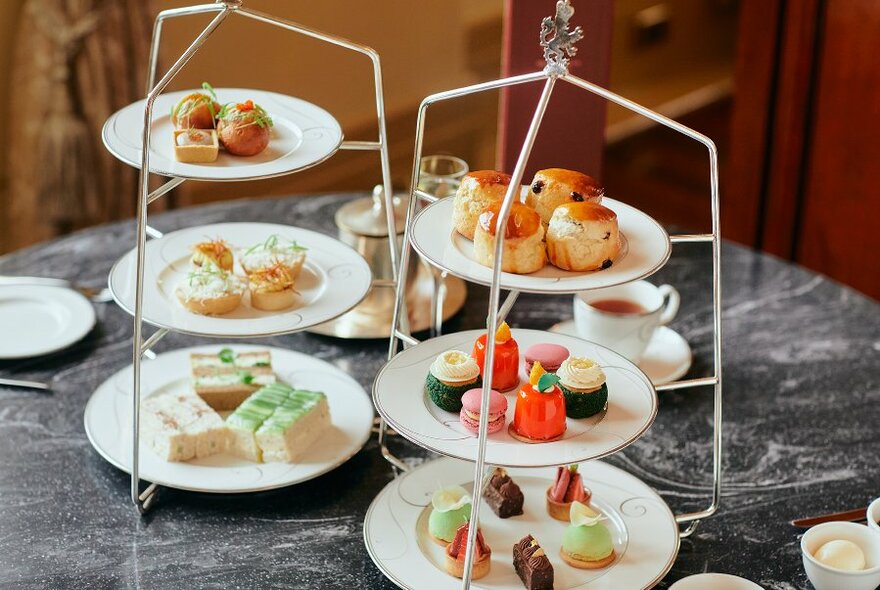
[109,222,372,337]
[410,196,671,294]
[373,329,657,467]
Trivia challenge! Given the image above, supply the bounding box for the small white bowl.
[669,573,763,589]
[801,521,880,590]
[867,497,880,535]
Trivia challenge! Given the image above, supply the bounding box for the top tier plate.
[102,88,343,181]
[410,196,671,293]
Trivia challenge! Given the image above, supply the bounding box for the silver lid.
[335,185,408,237]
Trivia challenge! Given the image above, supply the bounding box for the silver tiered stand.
[374,1,722,588]
[109,0,398,514]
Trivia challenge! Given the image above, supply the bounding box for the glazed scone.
[473,202,546,274]
[452,170,513,239]
[546,202,619,271]
[176,263,247,315]
[526,168,604,226]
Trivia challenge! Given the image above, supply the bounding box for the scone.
[452,170,512,239]
[473,202,545,274]
[526,168,604,226]
[546,202,619,271]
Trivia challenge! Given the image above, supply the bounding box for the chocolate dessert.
[513,534,554,590]
[483,467,524,518]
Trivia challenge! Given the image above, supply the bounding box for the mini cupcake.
[546,464,591,521]
[240,234,307,278]
[560,501,615,569]
[425,350,482,412]
[557,356,608,419]
[459,387,507,435]
[546,202,620,272]
[247,262,297,311]
[428,485,472,545]
[452,170,512,240]
[176,263,247,316]
[523,343,570,374]
[473,202,546,274]
[445,523,491,580]
[191,238,234,272]
[526,168,604,226]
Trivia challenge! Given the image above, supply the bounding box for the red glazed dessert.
[472,322,520,392]
[511,362,566,442]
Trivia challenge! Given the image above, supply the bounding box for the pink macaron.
[524,343,570,373]
[459,387,507,435]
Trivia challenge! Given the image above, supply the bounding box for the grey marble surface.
[0,193,878,590]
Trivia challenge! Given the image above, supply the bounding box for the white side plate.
[108,222,372,338]
[410,196,671,294]
[102,88,342,181]
[0,286,95,359]
[83,345,374,493]
[373,329,657,467]
[364,457,679,590]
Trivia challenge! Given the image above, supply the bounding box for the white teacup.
[573,281,680,363]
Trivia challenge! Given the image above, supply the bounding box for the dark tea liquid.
[590,299,647,315]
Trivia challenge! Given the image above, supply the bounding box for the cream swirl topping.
[557,356,606,391]
[430,350,480,384]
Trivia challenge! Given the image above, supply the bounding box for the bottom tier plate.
[364,457,679,589]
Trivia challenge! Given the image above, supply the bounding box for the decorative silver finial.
[540,0,583,75]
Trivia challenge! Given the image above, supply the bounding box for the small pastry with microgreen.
[425,350,482,412]
[239,234,308,278]
[560,501,615,569]
[546,464,591,521]
[176,262,247,315]
[217,99,273,156]
[191,238,234,272]
[557,356,608,419]
[247,262,297,312]
[171,82,220,130]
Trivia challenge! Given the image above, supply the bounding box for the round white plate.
[549,321,693,386]
[373,329,657,467]
[410,196,671,294]
[0,285,95,359]
[669,573,764,590]
[83,345,374,493]
[364,457,679,590]
[108,222,372,338]
[102,88,342,181]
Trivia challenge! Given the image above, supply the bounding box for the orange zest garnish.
[494,321,512,343]
[249,261,294,288]
[195,239,229,258]
[529,361,546,386]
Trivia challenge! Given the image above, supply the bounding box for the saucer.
[670,573,764,589]
[549,320,692,386]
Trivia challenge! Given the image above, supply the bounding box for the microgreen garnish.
[218,348,235,364]
[254,361,270,367]
[201,81,217,102]
[237,371,254,385]
[218,100,273,128]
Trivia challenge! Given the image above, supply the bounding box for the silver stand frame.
[378,2,722,586]
[125,0,397,514]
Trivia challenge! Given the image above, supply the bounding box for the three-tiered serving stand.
[100,0,398,514]
[366,2,722,588]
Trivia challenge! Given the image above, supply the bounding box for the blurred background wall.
[1,0,877,299]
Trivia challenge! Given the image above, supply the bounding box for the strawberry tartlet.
[459,387,507,435]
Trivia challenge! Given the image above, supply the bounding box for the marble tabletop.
[0,193,878,590]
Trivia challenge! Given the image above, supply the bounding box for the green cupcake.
[425,350,482,412]
[556,356,608,419]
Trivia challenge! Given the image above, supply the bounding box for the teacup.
[867,497,880,535]
[801,521,880,590]
[573,280,679,363]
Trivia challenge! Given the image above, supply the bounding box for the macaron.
[459,387,507,435]
[524,343,570,373]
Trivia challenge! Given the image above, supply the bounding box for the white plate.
[669,574,764,589]
[373,329,657,467]
[410,196,671,294]
[102,88,342,181]
[83,345,374,493]
[108,222,371,338]
[549,321,693,386]
[0,286,95,359]
[364,457,679,590]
